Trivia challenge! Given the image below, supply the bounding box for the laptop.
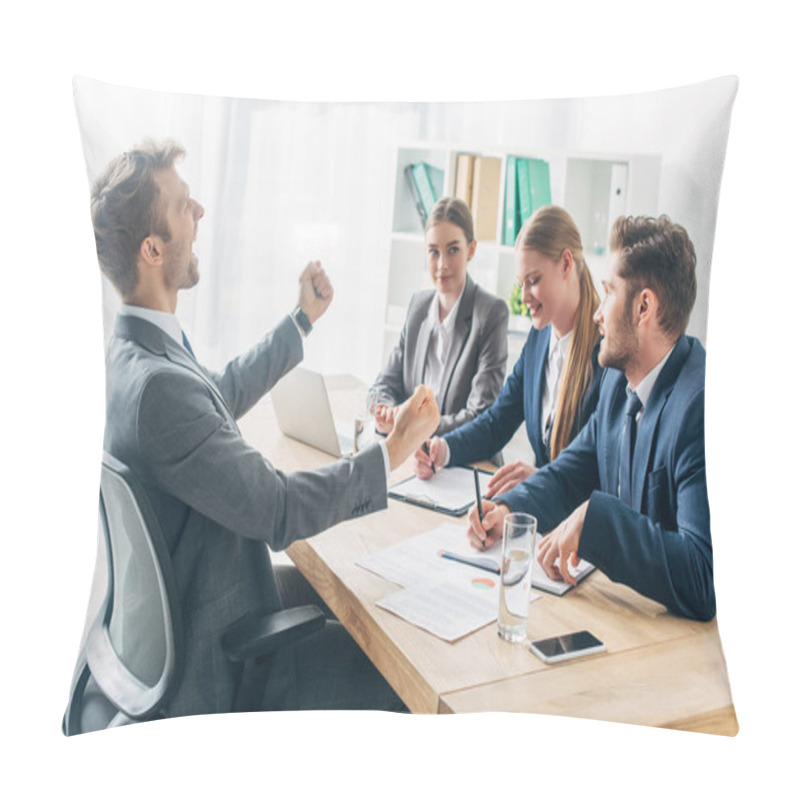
[270,367,354,456]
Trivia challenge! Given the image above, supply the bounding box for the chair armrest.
[221,605,326,663]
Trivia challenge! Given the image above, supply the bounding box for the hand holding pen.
[467,476,507,550]
[413,437,446,480]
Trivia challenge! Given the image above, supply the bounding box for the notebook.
[388,467,493,516]
[270,367,354,457]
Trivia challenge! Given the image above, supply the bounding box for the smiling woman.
[417,205,604,495]
[369,196,509,438]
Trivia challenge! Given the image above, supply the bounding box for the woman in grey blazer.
[370,197,509,436]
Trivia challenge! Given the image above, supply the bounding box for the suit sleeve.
[368,320,408,408]
[207,315,304,420]
[135,368,387,551]
[436,298,509,435]
[498,410,601,531]
[443,336,528,466]
[578,390,715,621]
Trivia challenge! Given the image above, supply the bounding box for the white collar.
[629,344,675,410]
[119,303,185,349]
[429,283,465,332]
[548,326,572,360]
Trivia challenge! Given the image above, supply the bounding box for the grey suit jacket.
[370,275,508,435]
[102,313,387,717]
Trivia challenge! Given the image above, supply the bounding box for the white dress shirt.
[627,344,676,428]
[540,328,572,445]
[422,286,464,399]
[120,303,187,350]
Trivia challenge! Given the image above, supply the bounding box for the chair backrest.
[63,452,184,734]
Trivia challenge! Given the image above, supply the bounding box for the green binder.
[412,163,442,217]
[527,158,551,212]
[517,158,552,228]
[503,156,519,246]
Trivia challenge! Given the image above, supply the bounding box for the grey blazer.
[101,313,387,718]
[371,275,508,435]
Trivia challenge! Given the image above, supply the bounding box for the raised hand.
[385,386,440,471]
[297,260,334,324]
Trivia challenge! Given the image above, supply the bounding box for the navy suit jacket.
[444,324,602,468]
[500,335,714,621]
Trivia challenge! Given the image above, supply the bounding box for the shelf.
[383,141,660,381]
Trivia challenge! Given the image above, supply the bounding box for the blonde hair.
[517,205,600,460]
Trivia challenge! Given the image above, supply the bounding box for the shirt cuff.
[442,438,451,467]
[289,313,307,339]
[377,439,392,486]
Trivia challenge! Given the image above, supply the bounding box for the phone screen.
[530,630,603,658]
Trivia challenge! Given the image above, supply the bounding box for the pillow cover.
[67,75,738,736]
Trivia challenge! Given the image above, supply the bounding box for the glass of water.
[497,512,537,643]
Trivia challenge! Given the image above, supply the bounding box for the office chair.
[62,451,325,735]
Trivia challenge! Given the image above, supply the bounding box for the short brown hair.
[425,197,474,243]
[90,139,186,296]
[609,214,697,337]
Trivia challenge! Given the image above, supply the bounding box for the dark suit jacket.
[370,274,508,435]
[500,336,714,621]
[444,324,603,468]
[102,314,388,717]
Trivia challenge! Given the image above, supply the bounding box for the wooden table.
[239,376,738,735]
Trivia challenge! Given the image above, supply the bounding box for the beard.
[598,311,638,371]
[164,247,200,291]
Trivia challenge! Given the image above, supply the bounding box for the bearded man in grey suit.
[86,140,439,721]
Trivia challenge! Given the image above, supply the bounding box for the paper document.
[359,522,494,587]
[388,467,492,515]
[452,532,595,596]
[377,577,500,643]
[357,523,540,642]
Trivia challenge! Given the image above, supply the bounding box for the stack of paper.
[357,523,535,642]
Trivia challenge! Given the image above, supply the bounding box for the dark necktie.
[619,390,643,506]
[181,330,197,360]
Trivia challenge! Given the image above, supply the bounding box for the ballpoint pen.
[438,549,500,574]
[474,467,487,549]
[422,440,436,474]
[473,467,484,524]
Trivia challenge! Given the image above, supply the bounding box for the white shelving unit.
[384,142,661,372]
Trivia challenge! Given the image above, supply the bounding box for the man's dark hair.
[91,140,186,296]
[609,214,697,337]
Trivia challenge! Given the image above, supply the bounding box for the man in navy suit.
[467,214,714,621]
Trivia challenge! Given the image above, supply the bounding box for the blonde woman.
[415,205,603,496]
[370,197,509,436]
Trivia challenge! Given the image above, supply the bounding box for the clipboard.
[388,466,493,516]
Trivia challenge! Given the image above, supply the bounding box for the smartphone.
[528,630,605,664]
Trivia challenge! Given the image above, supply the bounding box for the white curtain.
[75,80,425,382]
[75,77,732,375]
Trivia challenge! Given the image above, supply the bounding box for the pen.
[474,467,487,550]
[423,440,436,474]
[438,549,500,574]
[473,468,483,524]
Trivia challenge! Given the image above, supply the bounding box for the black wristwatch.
[291,305,313,336]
